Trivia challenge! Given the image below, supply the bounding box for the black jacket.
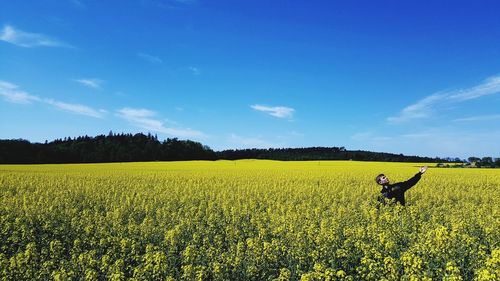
[378,172,422,206]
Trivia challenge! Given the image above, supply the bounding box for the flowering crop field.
[0,160,499,280]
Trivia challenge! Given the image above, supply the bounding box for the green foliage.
[0,133,454,164]
[0,133,216,164]
[0,161,498,280]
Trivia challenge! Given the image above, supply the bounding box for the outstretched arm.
[401,166,427,192]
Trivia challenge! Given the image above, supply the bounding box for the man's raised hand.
[419,166,428,174]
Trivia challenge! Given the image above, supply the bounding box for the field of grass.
[0,160,499,280]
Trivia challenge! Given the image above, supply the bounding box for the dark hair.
[375,174,385,184]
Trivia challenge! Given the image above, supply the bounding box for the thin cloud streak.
[251,104,295,119]
[0,80,104,118]
[0,81,41,104]
[0,24,72,48]
[448,76,500,101]
[387,93,445,123]
[43,99,105,118]
[138,52,163,64]
[73,78,103,90]
[454,114,500,122]
[116,107,204,138]
[350,128,500,158]
[388,75,500,123]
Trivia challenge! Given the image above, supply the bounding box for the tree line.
[0,132,488,164]
[437,157,500,168]
[0,132,215,164]
[217,147,445,162]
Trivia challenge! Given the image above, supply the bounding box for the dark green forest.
[0,132,497,165]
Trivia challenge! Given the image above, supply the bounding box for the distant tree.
[468,157,480,163]
[481,157,493,163]
[481,157,493,167]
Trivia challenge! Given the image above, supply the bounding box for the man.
[376,166,428,206]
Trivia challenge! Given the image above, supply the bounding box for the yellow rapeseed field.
[0,160,499,280]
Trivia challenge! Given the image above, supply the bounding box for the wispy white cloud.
[43,99,105,118]
[0,24,72,48]
[454,114,500,122]
[0,80,41,104]
[73,78,103,90]
[388,75,500,123]
[350,128,500,158]
[188,66,201,75]
[251,104,295,119]
[116,107,204,138]
[387,93,446,123]
[448,76,500,101]
[0,80,104,118]
[138,52,163,64]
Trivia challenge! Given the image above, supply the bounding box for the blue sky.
[1,0,500,158]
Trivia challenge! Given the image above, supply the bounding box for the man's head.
[376,174,389,185]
